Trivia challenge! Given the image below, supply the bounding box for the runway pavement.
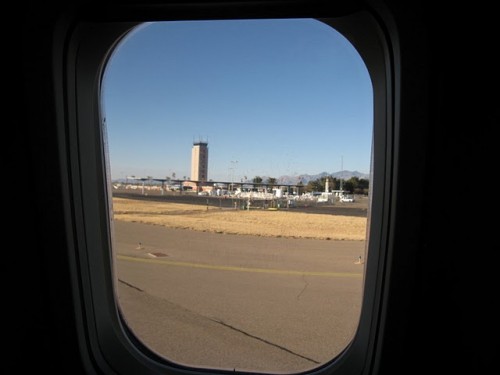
[113,220,366,373]
[112,190,369,218]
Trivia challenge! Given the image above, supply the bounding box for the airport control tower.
[190,141,208,182]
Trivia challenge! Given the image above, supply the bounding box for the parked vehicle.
[340,194,355,203]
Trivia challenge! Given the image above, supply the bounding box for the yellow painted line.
[116,255,362,278]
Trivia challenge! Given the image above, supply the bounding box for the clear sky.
[102,18,373,182]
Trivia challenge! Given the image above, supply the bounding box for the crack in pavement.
[119,278,320,365]
[297,275,309,300]
[118,278,144,292]
[209,318,321,365]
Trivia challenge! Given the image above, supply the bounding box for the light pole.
[230,160,238,192]
[340,155,344,191]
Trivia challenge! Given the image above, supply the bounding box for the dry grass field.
[112,197,367,241]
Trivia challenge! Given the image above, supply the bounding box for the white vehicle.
[340,194,355,202]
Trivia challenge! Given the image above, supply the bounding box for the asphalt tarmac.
[114,220,366,373]
[112,190,369,217]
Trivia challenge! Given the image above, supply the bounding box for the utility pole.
[340,155,344,191]
[230,160,238,192]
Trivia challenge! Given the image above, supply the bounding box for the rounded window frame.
[55,4,399,374]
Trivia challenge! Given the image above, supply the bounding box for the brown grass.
[112,197,367,241]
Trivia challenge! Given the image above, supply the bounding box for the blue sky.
[102,19,373,182]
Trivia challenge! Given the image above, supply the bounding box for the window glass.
[102,19,372,373]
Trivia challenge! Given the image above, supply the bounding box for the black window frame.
[53,1,400,374]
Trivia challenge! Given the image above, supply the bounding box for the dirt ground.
[112,194,369,241]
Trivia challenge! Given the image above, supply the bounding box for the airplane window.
[101,19,373,373]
